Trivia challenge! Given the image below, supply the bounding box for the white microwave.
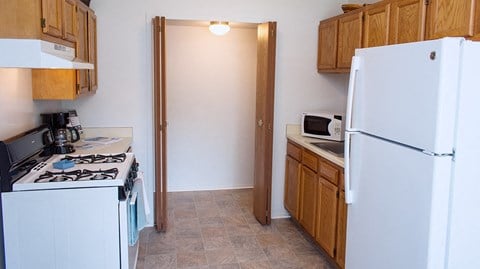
[301,111,345,141]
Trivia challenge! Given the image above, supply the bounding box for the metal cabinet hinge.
[424,0,430,5]
[76,84,80,95]
[41,18,46,28]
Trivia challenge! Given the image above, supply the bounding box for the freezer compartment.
[346,38,463,154]
[345,132,452,269]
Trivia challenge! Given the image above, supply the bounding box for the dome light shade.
[209,21,230,36]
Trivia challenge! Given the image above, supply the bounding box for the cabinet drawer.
[319,160,339,185]
[302,150,318,172]
[287,141,302,161]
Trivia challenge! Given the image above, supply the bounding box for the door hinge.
[76,84,80,95]
[424,0,430,5]
[336,191,339,198]
[41,18,46,28]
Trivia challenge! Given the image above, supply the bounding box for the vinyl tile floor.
[136,188,335,269]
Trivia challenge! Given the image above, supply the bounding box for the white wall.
[166,23,257,191]
[64,0,350,222]
[0,69,62,140]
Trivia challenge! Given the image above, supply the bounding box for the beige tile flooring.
[136,189,335,269]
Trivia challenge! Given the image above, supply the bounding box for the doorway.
[153,17,276,230]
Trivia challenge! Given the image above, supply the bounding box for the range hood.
[0,39,94,69]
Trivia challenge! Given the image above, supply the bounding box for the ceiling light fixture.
[209,21,230,36]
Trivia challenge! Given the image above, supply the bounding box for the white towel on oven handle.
[133,171,150,230]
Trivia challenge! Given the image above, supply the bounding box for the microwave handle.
[346,56,360,131]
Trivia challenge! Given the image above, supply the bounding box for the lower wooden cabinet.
[336,190,348,269]
[284,139,347,268]
[315,178,338,257]
[299,166,318,236]
[284,155,301,219]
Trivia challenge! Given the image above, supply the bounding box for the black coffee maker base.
[54,145,75,154]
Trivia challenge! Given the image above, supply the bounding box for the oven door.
[119,190,139,269]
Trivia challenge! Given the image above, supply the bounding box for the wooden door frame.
[153,16,167,232]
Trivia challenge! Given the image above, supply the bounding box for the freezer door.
[346,38,463,154]
[345,133,452,269]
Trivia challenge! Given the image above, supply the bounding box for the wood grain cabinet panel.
[317,19,338,70]
[88,9,98,92]
[302,150,319,172]
[363,2,391,48]
[336,190,348,269]
[62,0,77,42]
[315,178,338,257]
[338,11,363,69]
[389,0,426,44]
[76,3,89,95]
[284,155,301,219]
[426,0,476,39]
[299,166,318,236]
[42,0,63,38]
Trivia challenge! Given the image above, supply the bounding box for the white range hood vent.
[0,39,94,70]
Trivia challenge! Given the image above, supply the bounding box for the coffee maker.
[42,112,80,154]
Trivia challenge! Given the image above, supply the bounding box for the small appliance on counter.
[301,111,345,141]
[42,112,80,154]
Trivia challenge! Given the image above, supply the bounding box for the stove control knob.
[131,162,139,172]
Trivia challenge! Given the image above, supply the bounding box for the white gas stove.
[0,126,139,269]
[13,152,136,191]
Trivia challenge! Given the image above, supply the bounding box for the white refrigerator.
[344,37,480,269]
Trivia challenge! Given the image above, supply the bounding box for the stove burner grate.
[34,170,82,183]
[93,153,126,163]
[61,153,126,164]
[81,168,119,181]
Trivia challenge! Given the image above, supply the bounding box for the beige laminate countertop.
[71,127,133,154]
[286,124,344,167]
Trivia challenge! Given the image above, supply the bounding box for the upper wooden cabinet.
[318,10,363,73]
[317,19,338,70]
[0,0,76,47]
[363,2,391,48]
[32,1,98,100]
[426,0,476,39]
[337,11,363,70]
[318,0,480,72]
[389,0,426,44]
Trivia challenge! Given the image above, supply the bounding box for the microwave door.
[305,116,331,136]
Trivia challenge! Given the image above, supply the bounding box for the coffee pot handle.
[70,128,80,143]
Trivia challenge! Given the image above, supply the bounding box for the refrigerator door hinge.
[41,18,46,28]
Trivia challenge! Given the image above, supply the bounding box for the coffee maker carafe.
[42,112,80,154]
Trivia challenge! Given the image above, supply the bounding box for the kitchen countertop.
[72,127,133,154]
[286,124,344,167]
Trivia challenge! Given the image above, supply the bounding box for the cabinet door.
[317,19,338,71]
[284,156,301,219]
[42,0,63,38]
[62,0,76,42]
[88,10,98,92]
[76,3,89,96]
[363,2,391,48]
[335,190,347,269]
[299,166,318,236]
[426,0,476,39]
[390,0,426,44]
[338,11,363,69]
[315,178,338,257]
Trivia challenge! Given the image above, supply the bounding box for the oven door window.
[305,116,331,136]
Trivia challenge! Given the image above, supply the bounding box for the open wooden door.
[253,21,277,225]
[153,16,168,232]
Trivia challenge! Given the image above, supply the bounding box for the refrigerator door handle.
[346,56,361,131]
[344,131,354,204]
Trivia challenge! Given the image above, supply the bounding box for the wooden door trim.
[153,16,167,232]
